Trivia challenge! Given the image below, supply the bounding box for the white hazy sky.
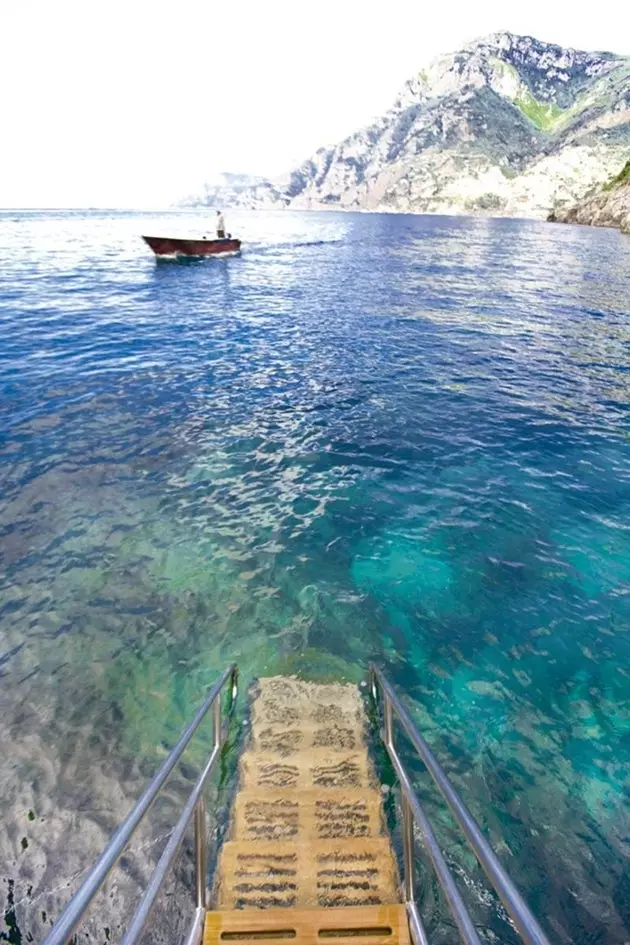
[1,0,627,208]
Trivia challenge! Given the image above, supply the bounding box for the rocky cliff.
[186,33,630,219]
[549,158,630,232]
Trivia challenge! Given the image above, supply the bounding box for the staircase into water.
[206,676,408,944]
[41,664,552,945]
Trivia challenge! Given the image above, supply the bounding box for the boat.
[142,235,241,258]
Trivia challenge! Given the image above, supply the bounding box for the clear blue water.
[1,209,630,944]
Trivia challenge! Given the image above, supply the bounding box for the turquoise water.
[1,209,630,943]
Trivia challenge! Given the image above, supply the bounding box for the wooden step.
[214,838,399,910]
[249,722,366,758]
[204,905,411,945]
[231,789,386,843]
[251,678,364,721]
[239,750,374,791]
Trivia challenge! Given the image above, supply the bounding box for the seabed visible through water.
[0,209,629,943]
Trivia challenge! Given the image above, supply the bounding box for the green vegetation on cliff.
[604,158,630,190]
[515,89,564,131]
[490,57,567,131]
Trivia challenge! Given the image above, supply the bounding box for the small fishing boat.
[142,235,241,258]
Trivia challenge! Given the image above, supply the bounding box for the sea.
[1,209,629,945]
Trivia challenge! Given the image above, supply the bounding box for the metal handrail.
[369,665,551,945]
[43,664,239,945]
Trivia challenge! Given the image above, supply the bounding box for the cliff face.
[549,160,630,232]
[186,33,630,219]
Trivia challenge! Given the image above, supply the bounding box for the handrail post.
[194,798,207,910]
[401,793,415,904]
[213,695,222,749]
[383,693,394,750]
[230,665,239,712]
[369,664,378,705]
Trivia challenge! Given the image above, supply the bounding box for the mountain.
[187,33,630,219]
[177,173,285,210]
[549,158,630,232]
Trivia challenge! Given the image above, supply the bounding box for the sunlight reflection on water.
[1,209,629,943]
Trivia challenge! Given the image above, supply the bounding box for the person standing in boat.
[216,210,226,239]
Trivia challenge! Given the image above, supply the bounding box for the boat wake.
[245,238,344,257]
[154,249,241,262]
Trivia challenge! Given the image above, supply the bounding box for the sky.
[1,0,628,208]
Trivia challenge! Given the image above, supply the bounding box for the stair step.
[239,750,373,790]
[204,904,411,945]
[251,678,363,717]
[213,840,401,910]
[231,789,385,843]
[248,723,365,758]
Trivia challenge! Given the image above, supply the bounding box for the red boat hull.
[142,235,241,257]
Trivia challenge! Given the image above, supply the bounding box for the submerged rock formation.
[186,33,630,219]
[549,158,630,232]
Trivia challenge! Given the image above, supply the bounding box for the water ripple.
[1,209,630,943]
